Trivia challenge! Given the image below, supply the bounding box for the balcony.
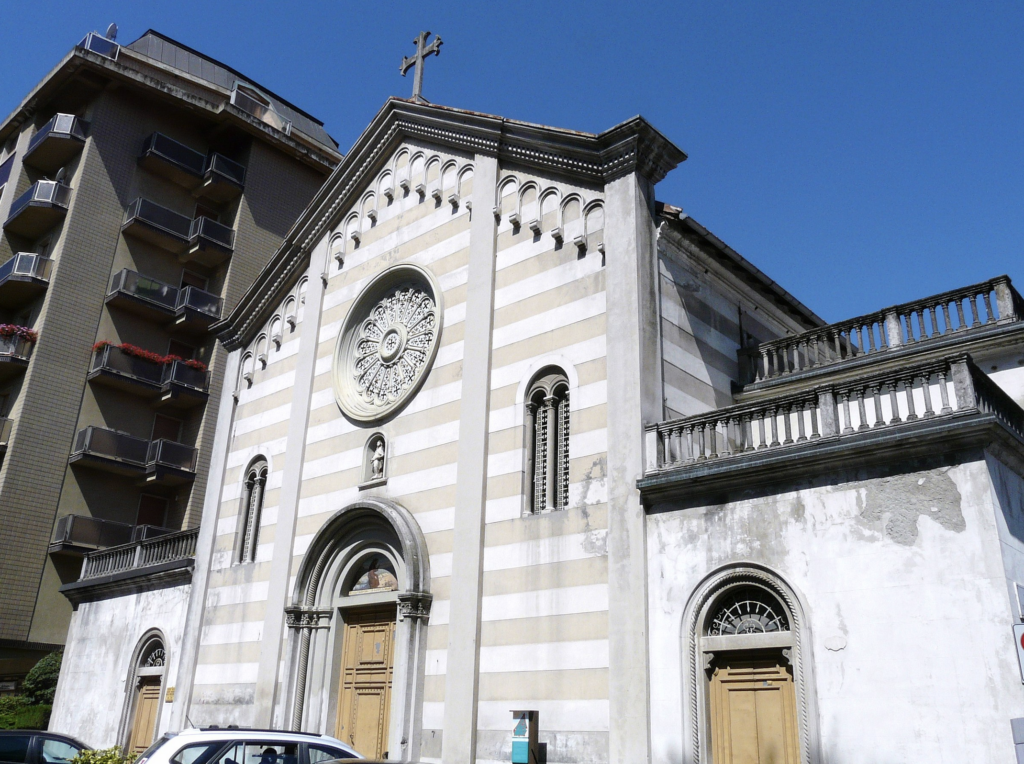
[88,344,210,406]
[24,114,88,173]
[60,527,198,602]
[0,334,34,381]
[69,426,197,485]
[104,269,221,333]
[641,353,1024,505]
[4,181,71,239]
[88,344,164,395]
[47,514,175,556]
[0,253,52,309]
[104,269,179,319]
[186,215,235,267]
[160,359,210,407]
[0,417,11,453]
[138,133,245,203]
[77,32,119,60]
[121,198,191,253]
[739,276,1024,389]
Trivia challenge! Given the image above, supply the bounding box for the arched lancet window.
[238,457,268,563]
[524,368,570,513]
[687,568,817,764]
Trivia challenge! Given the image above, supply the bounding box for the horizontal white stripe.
[427,584,607,625]
[307,380,463,439]
[478,699,608,732]
[193,662,259,685]
[494,249,603,311]
[489,379,607,432]
[485,530,607,572]
[421,701,445,730]
[237,369,296,407]
[414,506,455,535]
[493,293,605,351]
[425,639,609,676]
[485,495,522,524]
[226,436,289,468]
[201,620,264,645]
[489,335,606,391]
[206,581,270,607]
[233,402,292,436]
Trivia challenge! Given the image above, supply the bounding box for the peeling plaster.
[858,468,965,545]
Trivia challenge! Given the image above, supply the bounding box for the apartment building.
[0,28,340,688]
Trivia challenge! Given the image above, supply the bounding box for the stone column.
[441,151,499,764]
[524,402,537,512]
[251,235,330,727]
[544,395,558,510]
[604,170,659,764]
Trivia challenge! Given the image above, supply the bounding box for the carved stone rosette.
[333,264,444,422]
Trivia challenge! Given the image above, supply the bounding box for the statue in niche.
[351,556,398,593]
[370,438,386,480]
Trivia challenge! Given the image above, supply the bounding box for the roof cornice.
[216,98,688,350]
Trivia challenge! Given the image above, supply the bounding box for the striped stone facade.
[160,101,820,764]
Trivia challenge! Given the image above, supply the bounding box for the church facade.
[51,98,1024,764]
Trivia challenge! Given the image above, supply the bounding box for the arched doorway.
[286,498,431,762]
[124,632,166,754]
[683,565,820,764]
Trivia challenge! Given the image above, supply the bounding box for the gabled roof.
[215,97,688,349]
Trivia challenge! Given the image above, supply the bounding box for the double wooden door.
[335,608,396,759]
[127,676,161,754]
[709,657,799,764]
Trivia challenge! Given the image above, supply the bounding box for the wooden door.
[335,608,396,759]
[127,676,161,753]
[709,657,799,764]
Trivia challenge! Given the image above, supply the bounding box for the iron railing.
[7,181,72,221]
[80,527,198,580]
[740,276,1024,384]
[0,253,52,284]
[28,114,88,156]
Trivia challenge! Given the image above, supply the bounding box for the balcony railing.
[107,269,178,313]
[0,253,53,284]
[177,285,222,318]
[0,417,11,449]
[740,276,1024,385]
[77,32,119,60]
[140,133,206,176]
[71,426,198,482]
[645,353,1021,476]
[4,181,71,238]
[72,426,149,467]
[90,344,164,388]
[122,198,192,250]
[50,514,177,554]
[80,527,198,580]
[231,88,292,134]
[189,215,235,250]
[161,360,209,392]
[0,334,34,364]
[24,114,89,172]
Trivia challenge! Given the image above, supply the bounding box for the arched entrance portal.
[683,564,821,764]
[123,632,166,753]
[287,498,431,761]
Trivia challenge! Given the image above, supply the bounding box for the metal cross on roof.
[400,31,442,103]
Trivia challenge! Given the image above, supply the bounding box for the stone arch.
[522,366,571,513]
[497,175,519,220]
[681,562,821,764]
[286,498,431,761]
[118,628,168,751]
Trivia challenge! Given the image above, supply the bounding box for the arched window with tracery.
[238,457,268,563]
[524,368,570,513]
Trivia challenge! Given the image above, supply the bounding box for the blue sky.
[1,1,1020,322]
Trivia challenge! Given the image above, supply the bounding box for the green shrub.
[21,651,62,705]
[0,697,50,730]
[70,747,138,764]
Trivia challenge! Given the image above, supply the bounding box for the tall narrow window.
[239,458,268,563]
[524,369,570,513]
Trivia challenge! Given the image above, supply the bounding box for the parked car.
[0,731,89,764]
[135,728,362,764]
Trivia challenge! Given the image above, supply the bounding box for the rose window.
[333,263,444,422]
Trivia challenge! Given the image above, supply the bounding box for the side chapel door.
[709,656,800,764]
[127,676,161,753]
[335,607,396,759]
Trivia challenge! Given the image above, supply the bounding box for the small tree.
[20,650,62,705]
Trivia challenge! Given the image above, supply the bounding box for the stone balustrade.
[80,526,198,580]
[645,353,1019,475]
[740,276,1023,384]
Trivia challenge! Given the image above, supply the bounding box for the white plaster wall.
[646,457,1024,764]
[51,583,191,747]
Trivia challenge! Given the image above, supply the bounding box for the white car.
[136,728,363,764]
